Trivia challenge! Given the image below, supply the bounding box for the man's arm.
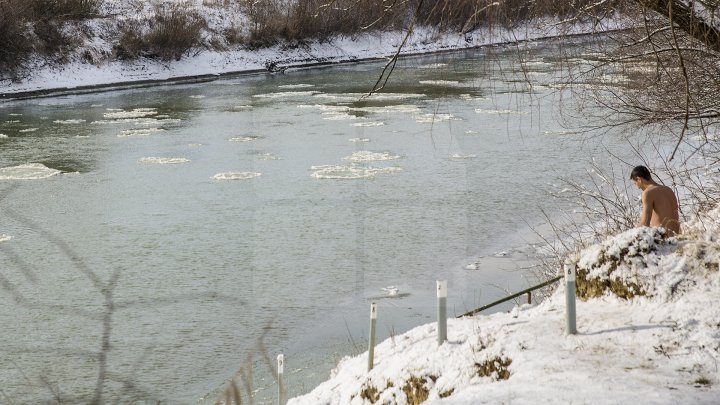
[639,190,653,227]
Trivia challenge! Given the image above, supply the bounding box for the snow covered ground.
[288,207,720,404]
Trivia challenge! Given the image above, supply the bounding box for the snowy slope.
[288,208,720,404]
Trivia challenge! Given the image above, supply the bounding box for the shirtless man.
[630,165,681,236]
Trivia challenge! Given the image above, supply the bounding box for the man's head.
[630,165,652,190]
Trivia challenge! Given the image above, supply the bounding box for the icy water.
[0,38,656,403]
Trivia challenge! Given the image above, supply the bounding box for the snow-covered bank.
[1,18,629,100]
[288,207,720,404]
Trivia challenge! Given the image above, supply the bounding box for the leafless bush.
[116,3,208,61]
[0,0,35,77]
[30,0,103,21]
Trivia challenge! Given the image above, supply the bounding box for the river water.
[0,38,653,403]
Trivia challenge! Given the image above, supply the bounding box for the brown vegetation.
[475,356,512,380]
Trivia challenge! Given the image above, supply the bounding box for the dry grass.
[402,375,431,405]
[475,356,512,380]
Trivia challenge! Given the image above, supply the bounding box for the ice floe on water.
[352,105,421,114]
[464,130,480,135]
[351,121,385,127]
[6,120,20,123]
[0,234,12,243]
[474,108,527,115]
[253,152,280,160]
[212,172,261,180]
[418,63,448,69]
[278,84,314,89]
[0,134,8,138]
[138,157,190,165]
[310,164,402,180]
[322,112,361,121]
[103,108,158,119]
[19,128,39,133]
[343,151,401,162]
[418,80,462,86]
[415,113,456,123]
[252,91,320,99]
[189,95,206,99]
[117,128,165,137]
[0,163,62,180]
[449,153,477,159]
[53,119,86,124]
[8,113,22,116]
[349,138,370,143]
[313,93,424,102]
[228,136,261,142]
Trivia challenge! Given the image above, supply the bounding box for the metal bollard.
[277,354,285,405]
[368,302,377,372]
[565,261,577,335]
[437,280,447,345]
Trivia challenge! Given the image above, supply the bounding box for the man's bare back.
[631,166,681,236]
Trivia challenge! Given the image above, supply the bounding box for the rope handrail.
[458,275,563,318]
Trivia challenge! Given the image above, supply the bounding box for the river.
[0,37,656,403]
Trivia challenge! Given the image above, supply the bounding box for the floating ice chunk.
[19,128,39,133]
[381,286,399,296]
[416,113,455,123]
[0,163,61,180]
[418,63,448,69]
[189,95,206,99]
[322,112,360,121]
[449,154,477,159]
[494,251,509,257]
[229,136,261,142]
[8,113,22,116]
[5,120,20,123]
[104,108,158,119]
[0,234,12,243]
[0,134,7,138]
[212,172,262,180]
[349,138,370,143]
[419,80,460,86]
[465,263,479,270]
[343,151,400,162]
[465,130,480,135]
[311,164,401,180]
[474,109,527,115]
[138,157,190,165]
[53,119,86,124]
[278,84,314,89]
[351,121,384,127]
[117,128,165,137]
[252,91,320,98]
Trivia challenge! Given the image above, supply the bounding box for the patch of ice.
[343,151,400,162]
[229,136,260,142]
[322,112,361,121]
[0,134,8,138]
[351,121,385,127]
[117,128,165,137]
[311,164,402,180]
[252,91,320,98]
[279,84,314,89]
[0,163,61,180]
[5,120,20,123]
[189,95,206,99]
[0,234,12,243]
[138,157,190,164]
[418,80,461,85]
[212,172,262,180]
[381,286,399,296]
[418,63,448,69]
[103,108,158,119]
[349,138,370,143]
[474,108,527,115]
[449,154,477,159]
[19,128,39,133]
[352,105,421,114]
[416,113,455,123]
[53,119,86,124]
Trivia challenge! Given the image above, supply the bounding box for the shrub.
[116,2,208,61]
[0,0,34,77]
[30,0,102,21]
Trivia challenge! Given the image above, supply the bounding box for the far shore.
[1,28,628,102]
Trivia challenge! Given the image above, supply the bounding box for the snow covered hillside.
[288,207,720,404]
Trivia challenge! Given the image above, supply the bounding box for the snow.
[288,206,720,404]
[0,6,630,98]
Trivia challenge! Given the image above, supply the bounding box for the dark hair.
[630,165,652,181]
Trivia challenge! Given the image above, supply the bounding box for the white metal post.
[368,302,377,372]
[277,354,285,405]
[565,261,577,335]
[437,280,447,345]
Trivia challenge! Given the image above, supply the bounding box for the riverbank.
[0,19,628,101]
[288,208,720,404]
